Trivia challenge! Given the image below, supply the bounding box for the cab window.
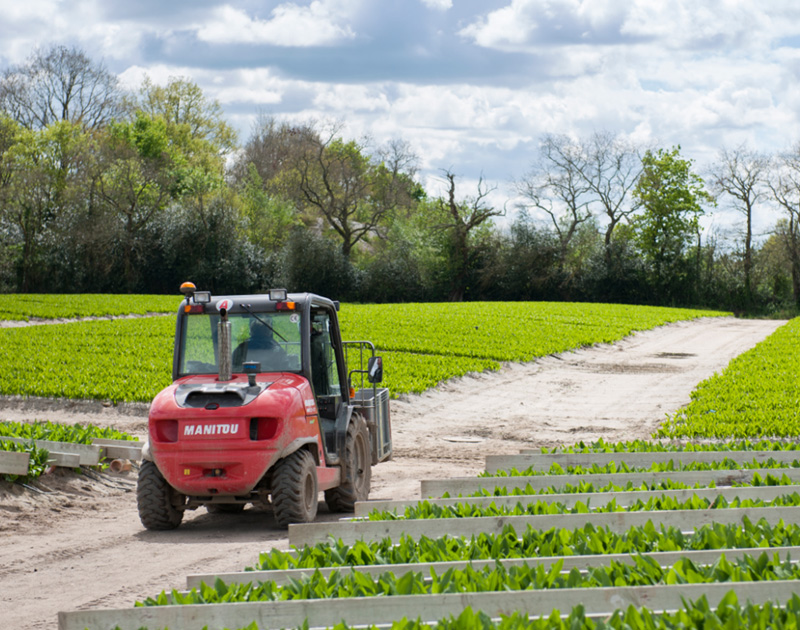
[310,310,342,397]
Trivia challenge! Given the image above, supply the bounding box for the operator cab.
[173,286,360,463]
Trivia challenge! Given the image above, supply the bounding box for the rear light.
[184,304,205,314]
[275,301,296,311]
[249,418,278,441]
[154,420,178,442]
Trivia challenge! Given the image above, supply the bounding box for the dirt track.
[0,316,786,629]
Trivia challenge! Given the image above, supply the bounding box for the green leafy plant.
[141,553,800,606]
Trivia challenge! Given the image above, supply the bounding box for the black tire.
[206,503,246,514]
[137,460,185,530]
[271,449,318,527]
[325,414,372,512]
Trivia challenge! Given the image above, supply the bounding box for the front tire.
[137,460,185,530]
[325,414,372,512]
[271,449,318,527]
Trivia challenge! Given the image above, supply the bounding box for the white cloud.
[459,1,536,49]
[196,2,357,47]
[419,0,452,11]
[460,0,800,52]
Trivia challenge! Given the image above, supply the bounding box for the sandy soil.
[0,315,785,629]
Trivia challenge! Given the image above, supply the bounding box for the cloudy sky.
[2,0,800,232]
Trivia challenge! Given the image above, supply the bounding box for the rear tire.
[325,414,371,512]
[137,460,185,530]
[271,449,318,527]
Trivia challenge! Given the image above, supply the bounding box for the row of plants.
[0,302,722,402]
[0,420,137,444]
[0,420,138,480]
[251,518,800,571]
[0,293,179,321]
[141,553,800,605]
[539,438,800,454]
[366,492,800,521]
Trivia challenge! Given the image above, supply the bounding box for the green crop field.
[657,317,800,439]
[0,298,725,403]
[0,293,179,321]
[338,302,725,362]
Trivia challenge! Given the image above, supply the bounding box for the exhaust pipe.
[216,299,234,381]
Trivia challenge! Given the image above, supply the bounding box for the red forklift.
[137,284,391,529]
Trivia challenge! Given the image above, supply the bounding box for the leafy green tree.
[136,76,237,155]
[94,105,231,291]
[754,224,795,308]
[631,146,713,303]
[239,163,299,252]
[95,113,183,290]
[0,120,92,290]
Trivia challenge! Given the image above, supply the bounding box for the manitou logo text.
[184,423,240,437]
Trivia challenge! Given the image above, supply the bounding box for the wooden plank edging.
[186,545,800,589]
[58,579,800,630]
[289,506,800,547]
[420,468,800,497]
[355,484,800,516]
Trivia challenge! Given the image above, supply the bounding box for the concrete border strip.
[0,436,101,466]
[419,468,800,497]
[354,484,800,516]
[486,449,800,474]
[0,450,30,475]
[289,506,800,547]
[58,579,800,630]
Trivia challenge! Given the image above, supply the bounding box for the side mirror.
[367,356,383,384]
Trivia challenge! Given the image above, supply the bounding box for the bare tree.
[437,170,503,301]
[708,145,768,304]
[767,149,800,306]
[229,115,317,190]
[288,125,418,258]
[375,138,421,220]
[584,132,642,255]
[517,134,594,266]
[0,45,123,130]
